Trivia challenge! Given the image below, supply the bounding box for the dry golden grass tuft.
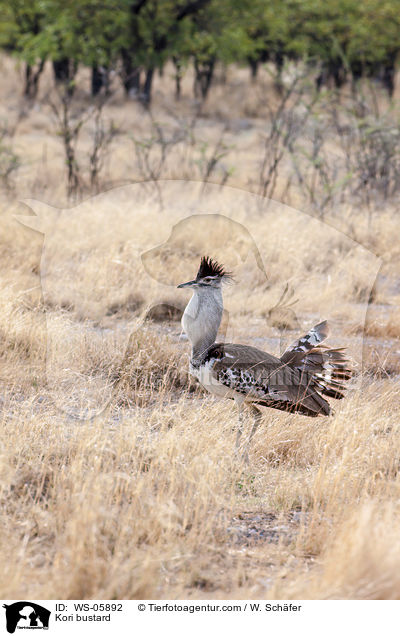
[0,54,399,599]
[364,308,400,339]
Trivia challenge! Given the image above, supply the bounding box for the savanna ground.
[1,54,400,599]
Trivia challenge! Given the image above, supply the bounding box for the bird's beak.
[177,279,197,288]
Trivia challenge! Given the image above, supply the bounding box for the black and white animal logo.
[3,602,50,633]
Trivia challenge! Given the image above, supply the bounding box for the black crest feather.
[196,256,232,280]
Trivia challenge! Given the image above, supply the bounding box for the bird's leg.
[235,402,244,450]
[241,405,262,463]
[247,405,262,445]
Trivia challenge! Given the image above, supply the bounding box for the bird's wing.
[206,343,281,367]
[205,343,331,415]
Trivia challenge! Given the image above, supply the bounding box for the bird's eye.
[204,277,212,282]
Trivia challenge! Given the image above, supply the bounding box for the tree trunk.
[91,65,110,96]
[317,60,346,91]
[173,56,182,99]
[142,67,154,106]
[24,59,45,98]
[382,59,395,97]
[274,50,284,93]
[53,58,77,95]
[331,61,346,89]
[121,49,141,97]
[91,65,102,96]
[249,58,259,80]
[193,56,215,100]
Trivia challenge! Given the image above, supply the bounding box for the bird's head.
[177,256,232,291]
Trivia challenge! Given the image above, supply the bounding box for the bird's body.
[178,257,352,453]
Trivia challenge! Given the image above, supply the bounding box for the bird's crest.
[196,256,232,281]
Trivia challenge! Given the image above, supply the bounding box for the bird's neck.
[182,287,223,361]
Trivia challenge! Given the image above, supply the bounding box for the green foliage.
[286,0,400,67]
[0,0,399,95]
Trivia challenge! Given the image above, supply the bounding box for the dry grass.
[0,54,400,600]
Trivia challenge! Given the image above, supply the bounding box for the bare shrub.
[289,90,400,217]
[257,67,317,201]
[50,90,89,199]
[132,115,184,181]
[88,102,118,194]
[131,110,235,207]
[289,103,353,216]
[348,117,400,205]
[0,122,20,189]
[50,89,115,199]
[196,124,234,190]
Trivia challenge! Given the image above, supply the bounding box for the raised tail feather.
[281,320,330,361]
[280,321,354,402]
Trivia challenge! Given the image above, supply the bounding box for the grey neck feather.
[181,286,223,361]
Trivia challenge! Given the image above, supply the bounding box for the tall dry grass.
[0,54,399,599]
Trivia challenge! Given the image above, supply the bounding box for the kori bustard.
[178,256,352,453]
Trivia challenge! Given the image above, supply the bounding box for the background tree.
[0,0,399,101]
[0,0,47,98]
